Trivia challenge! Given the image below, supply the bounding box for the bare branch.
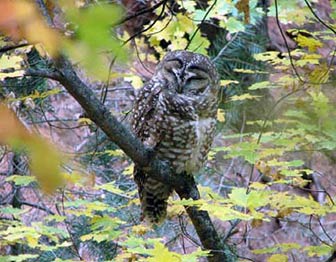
[19,200,55,215]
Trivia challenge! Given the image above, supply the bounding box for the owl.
[131,50,219,223]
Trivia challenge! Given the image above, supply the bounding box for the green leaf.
[224,17,245,33]
[248,81,273,90]
[62,3,127,79]
[0,206,26,215]
[95,181,135,198]
[0,254,39,262]
[5,175,36,186]
[181,248,210,262]
[303,244,333,257]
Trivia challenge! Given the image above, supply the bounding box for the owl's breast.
[155,115,216,174]
[185,117,216,173]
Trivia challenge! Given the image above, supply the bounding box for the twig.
[212,33,239,63]
[0,43,31,54]
[123,0,168,45]
[274,0,304,83]
[19,201,55,215]
[303,0,336,35]
[185,0,217,50]
[117,1,167,25]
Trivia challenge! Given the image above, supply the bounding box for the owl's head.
[154,50,219,97]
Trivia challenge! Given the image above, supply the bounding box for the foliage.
[0,0,335,261]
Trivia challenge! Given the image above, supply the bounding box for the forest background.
[0,0,336,261]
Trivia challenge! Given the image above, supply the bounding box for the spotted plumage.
[131,50,219,223]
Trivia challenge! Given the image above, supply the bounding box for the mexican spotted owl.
[131,50,219,223]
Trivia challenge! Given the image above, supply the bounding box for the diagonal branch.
[25,55,230,262]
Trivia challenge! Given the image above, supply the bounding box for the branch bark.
[25,54,230,262]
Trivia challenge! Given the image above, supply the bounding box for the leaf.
[81,215,124,242]
[268,254,288,262]
[303,244,333,257]
[5,175,36,186]
[0,254,39,262]
[77,117,93,125]
[26,234,38,248]
[0,105,64,193]
[220,79,239,86]
[186,30,210,55]
[0,54,25,80]
[181,248,210,262]
[146,242,180,262]
[131,225,150,236]
[224,142,259,164]
[123,163,134,176]
[180,0,196,13]
[29,137,64,194]
[202,202,253,221]
[0,206,26,215]
[254,51,280,62]
[0,1,61,56]
[224,17,245,33]
[248,81,273,90]
[296,34,323,52]
[230,94,261,101]
[173,198,204,207]
[124,75,144,89]
[309,64,329,84]
[217,109,225,122]
[95,182,135,198]
[104,149,125,157]
[233,68,268,74]
[62,3,127,79]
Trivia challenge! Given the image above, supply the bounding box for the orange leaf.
[0,104,64,193]
[0,0,61,56]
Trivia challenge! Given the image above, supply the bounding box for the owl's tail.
[135,170,172,224]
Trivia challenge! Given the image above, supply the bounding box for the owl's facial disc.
[161,56,212,95]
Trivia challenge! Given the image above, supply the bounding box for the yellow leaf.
[268,254,288,262]
[0,54,24,80]
[147,242,180,262]
[125,75,144,89]
[123,163,134,176]
[77,117,93,125]
[26,235,38,248]
[230,94,261,101]
[234,68,268,74]
[220,80,239,86]
[296,34,323,52]
[131,225,150,236]
[254,51,280,62]
[217,109,225,122]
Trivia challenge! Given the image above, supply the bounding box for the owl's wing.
[131,82,161,147]
[131,82,172,223]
